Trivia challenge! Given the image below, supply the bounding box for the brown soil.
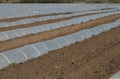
[0,23,120,79]
[0,8,113,22]
[0,13,120,52]
[0,9,118,32]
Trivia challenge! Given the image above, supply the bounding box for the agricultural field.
[0,4,120,79]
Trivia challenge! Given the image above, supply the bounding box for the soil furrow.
[0,22,120,79]
[0,9,118,32]
[0,8,113,22]
[0,14,120,52]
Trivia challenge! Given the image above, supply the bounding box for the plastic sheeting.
[23,28,36,34]
[43,39,61,51]
[15,29,27,36]
[1,9,115,27]
[0,32,8,41]
[78,30,92,39]
[0,13,120,69]
[33,42,48,54]
[110,71,120,79]
[18,45,40,59]
[5,30,18,39]
[0,53,10,69]
[42,25,52,31]
[28,27,37,33]
[1,11,120,42]
[4,50,27,63]
[37,26,45,32]
[71,32,84,42]
[63,35,76,44]
[0,4,118,19]
[90,27,102,35]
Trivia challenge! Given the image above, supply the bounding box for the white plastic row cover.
[0,10,120,42]
[0,4,115,19]
[110,71,120,79]
[0,18,120,69]
[0,9,117,27]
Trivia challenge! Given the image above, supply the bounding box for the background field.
[0,0,120,3]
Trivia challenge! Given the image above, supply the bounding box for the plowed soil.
[0,8,113,22]
[0,23,120,79]
[0,14,120,52]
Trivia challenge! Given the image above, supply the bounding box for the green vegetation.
[0,0,120,3]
